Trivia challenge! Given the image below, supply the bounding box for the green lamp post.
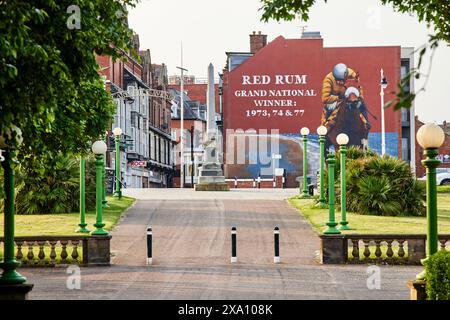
[91,140,109,236]
[416,123,445,279]
[76,157,90,233]
[0,126,27,284]
[112,127,123,199]
[102,131,109,209]
[337,133,350,230]
[316,125,328,208]
[300,127,311,198]
[324,152,341,234]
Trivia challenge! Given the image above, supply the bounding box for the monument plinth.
[196,137,229,191]
[195,63,229,192]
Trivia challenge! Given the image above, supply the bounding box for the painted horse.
[325,96,371,152]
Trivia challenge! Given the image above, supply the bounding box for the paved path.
[23,189,420,300]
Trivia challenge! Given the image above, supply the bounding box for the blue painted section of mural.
[368,132,398,157]
[236,132,398,179]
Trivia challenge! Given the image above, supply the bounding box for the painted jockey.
[321,63,361,128]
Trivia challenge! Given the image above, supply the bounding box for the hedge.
[425,250,450,300]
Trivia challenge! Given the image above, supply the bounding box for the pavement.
[22,188,421,300]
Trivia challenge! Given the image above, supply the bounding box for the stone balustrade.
[0,235,112,267]
[320,234,450,265]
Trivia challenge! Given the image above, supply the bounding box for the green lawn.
[0,196,135,236]
[437,185,450,193]
[289,194,450,235]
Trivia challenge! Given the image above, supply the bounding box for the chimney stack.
[250,31,267,54]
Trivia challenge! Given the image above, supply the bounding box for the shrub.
[331,146,377,181]
[1,153,97,214]
[325,147,425,216]
[345,145,377,160]
[357,175,402,215]
[425,251,450,300]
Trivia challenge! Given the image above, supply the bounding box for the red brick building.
[415,117,450,177]
[169,89,207,187]
[96,35,174,189]
[221,31,415,187]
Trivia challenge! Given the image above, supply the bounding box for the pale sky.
[129,0,450,123]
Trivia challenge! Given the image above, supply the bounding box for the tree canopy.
[259,0,449,110]
[260,0,449,44]
[0,0,137,154]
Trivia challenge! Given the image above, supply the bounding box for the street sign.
[130,161,147,167]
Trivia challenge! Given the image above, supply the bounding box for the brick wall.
[226,176,285,189]
[249,31,267,53]
[415,117,450,177]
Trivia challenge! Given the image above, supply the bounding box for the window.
[150,132,155,160]
[149,132,153,160]
[402,138,409,161]
[121,101,126,134]
[130,127,136,152]
[172,129,177,141]
[131,111,136,128]
[401,108,409,123]
[164,140,169,164]
[156,136,160,162]
[401,59,411,93]
[162,140,166,164]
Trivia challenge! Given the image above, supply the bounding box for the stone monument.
[195,63,229,191]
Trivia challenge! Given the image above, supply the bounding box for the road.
[23,189,421,300]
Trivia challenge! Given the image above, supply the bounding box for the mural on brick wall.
[223,37,401,187]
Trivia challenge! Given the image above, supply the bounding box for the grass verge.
[288,194,450,235]
[0,196,134,263]
[0,196,135,236]
[437,185,450,193]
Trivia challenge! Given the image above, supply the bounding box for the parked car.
[437,173,450,185]
[419,168,450,185]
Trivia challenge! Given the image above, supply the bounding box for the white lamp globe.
[300,127,310,136]
[112,127,123,136]
[92,140,107,155]
[0,125,23,148]
[317,125,327,136]
[336,133,350,146]
[417,123,445,149]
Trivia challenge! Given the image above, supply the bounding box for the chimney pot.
[249,31,267,54]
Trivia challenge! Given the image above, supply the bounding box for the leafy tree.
[260,0,449,43]
[0,0,137,197]
[259,0,449,109]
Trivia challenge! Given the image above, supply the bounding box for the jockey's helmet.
[332,63,348,81]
